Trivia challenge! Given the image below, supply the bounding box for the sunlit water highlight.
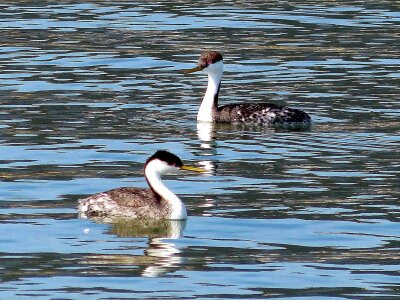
[1,1,399,298]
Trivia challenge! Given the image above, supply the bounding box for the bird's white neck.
[145,160,187,220]
[197,61,223,122]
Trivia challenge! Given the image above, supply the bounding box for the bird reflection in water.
[82,218,186,277]
[196,121,218,213]
[196,121,217,173]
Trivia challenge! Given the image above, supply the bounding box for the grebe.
[78,150,205,220]
[184,51,311,127]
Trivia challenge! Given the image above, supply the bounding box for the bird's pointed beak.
[182,66,204,74]
[180,165,207,173]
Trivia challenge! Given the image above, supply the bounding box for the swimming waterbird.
[184,51,311,127]
[78,151,205,220]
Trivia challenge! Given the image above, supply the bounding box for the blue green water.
[1,1,399,298]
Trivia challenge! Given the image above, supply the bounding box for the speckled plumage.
[78,151,195,220]
[216,102,311,126]
[187,51,311,127]
[78,187,172,219]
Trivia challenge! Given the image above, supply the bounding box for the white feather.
[197,60,223,122]
[145,159,187,220]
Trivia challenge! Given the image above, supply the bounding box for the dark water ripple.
[1,1,399,299]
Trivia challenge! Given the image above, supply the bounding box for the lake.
[0,1,399,298]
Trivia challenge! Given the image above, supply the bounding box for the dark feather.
[79,187,172,219]
[216,103,311,126]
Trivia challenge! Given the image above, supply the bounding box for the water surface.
[0,1,399,298]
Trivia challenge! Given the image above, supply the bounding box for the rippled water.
[1,1,399,298]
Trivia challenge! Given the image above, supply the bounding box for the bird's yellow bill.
[183,66,204,74]
[180,165,206,172]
